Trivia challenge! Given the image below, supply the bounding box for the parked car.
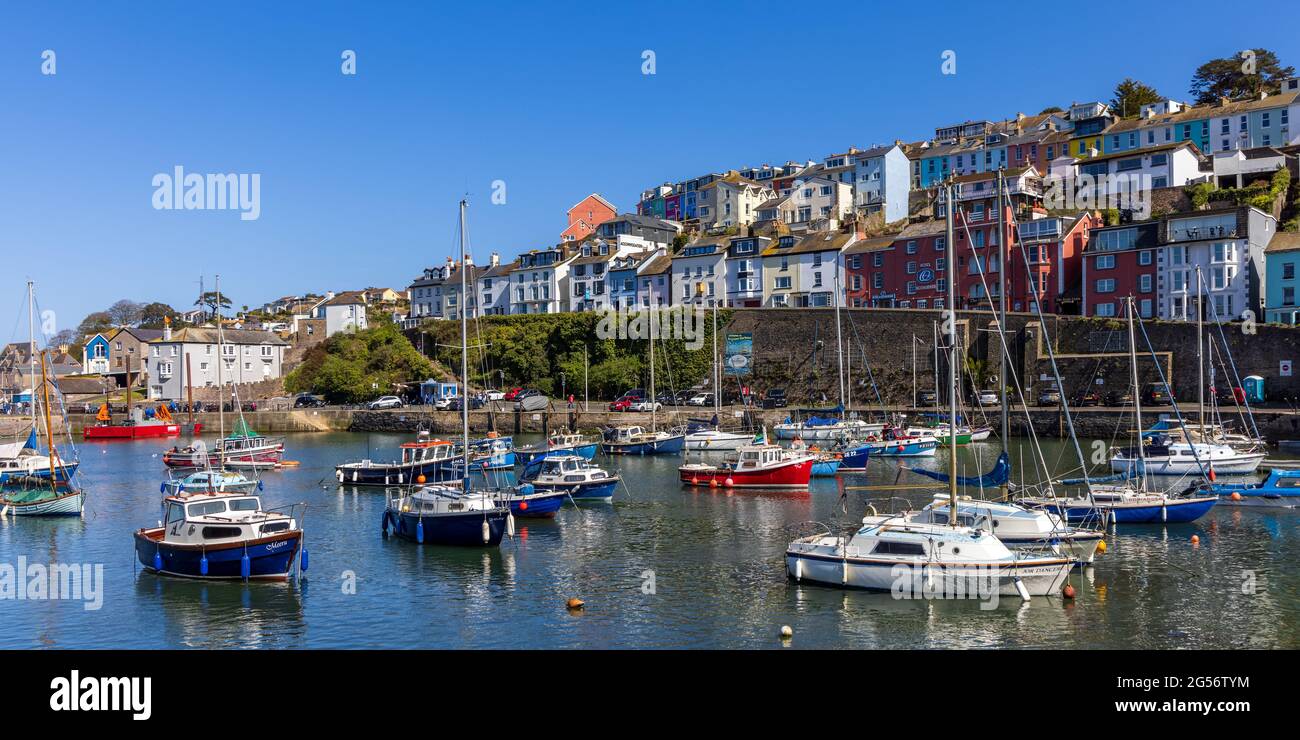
[1073,390,1101,407]
[1036,388,1061,407]
[916,390,938,408]
[515,390,548,411]
[686,393,714,407]
[447,396,485,411]
[1214,385,1245,406]
[293,393,327,408]
[655,392,677,406]
[629,400,662,412]
[973,390,999,406]
[503,387,524,401]
[608,389,646,412]
[673,390,696,406]
[1105,390,1134,407]
[369,395,405,410]
[1141,383,1173,406]
[481,389,506,402]
[762,388,788,409]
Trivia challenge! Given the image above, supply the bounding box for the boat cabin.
[399,439,455,465]
[735,445,790,470]
[159,492,294,545]
[535,456,607,482]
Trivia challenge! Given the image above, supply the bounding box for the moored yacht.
[910,496,1104,564]
[521,454,620,500]
[515,431,598,464]
[679,443,813,488]
[335,432,458,486]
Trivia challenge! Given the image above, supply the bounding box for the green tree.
[139,302,177,329]
[1109,78,1162,118]
[76,311,113,337]
[195,290,233,320]
[1038,106,1064,115]
[285,321,440,403]
[1190,49,1295,104]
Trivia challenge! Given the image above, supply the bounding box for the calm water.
[1,432,1297,649]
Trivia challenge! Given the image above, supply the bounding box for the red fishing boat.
[82,403,188,439]
[679,444,814,489]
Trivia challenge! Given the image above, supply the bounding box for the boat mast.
[39,352,61,489]
[712,299,720,417]
[944,183,958,522]
[649,306,656,433]
[1127,296,1146,492]
[459,199,470,491]
[27,281,37,444]
[216,274,226,457]
[1196,266,1205,438]
[996,171,1010,495]
[834,267,845,408]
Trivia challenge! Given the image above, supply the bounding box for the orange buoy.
[1096,539,1107,553]
[1230,492,1242,501]
[1062,584,1076,599]
[519,501,528,511]
[723,477,734,487]
[897,446,905,453]
[1191,534,1200,544]
[416,475,426,484]
[1207,466,1216,482]
[709,479,719,488]
[691,476,699,485]
[566,598,584,611]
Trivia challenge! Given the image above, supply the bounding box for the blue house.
[83,334,110,375]
[1264,232,1300,324]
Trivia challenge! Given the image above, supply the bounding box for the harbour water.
[1,432,1297,649]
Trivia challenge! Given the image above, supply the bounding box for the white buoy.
[506,512,516,537]
[780,625,793,638]
[481,519,490,543]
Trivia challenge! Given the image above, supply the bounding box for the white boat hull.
[785,548,1071,597]
[774,421,882,441]
[2,490,85,516]
[684,431,752,451]
[1110,451,1264,476]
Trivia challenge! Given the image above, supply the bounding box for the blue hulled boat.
[600,425,685,456]
[515,432,599,465]
[383,485,509,545]
[1021,485,1217,524]
[493,482,569,518]
[335,433,460,486]
[134,491,305,581]
[522,455,620,500]
[1207,468,1300,508]
[810,456,841,477]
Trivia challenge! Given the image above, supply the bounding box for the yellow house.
[760,234,801,306]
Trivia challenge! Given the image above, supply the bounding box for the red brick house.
[562,193,617,243]
[851,220,949,308]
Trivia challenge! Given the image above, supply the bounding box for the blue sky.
[1,1,1296,345]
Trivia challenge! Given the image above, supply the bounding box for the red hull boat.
[83,422,191,440]
[679,444,814,489]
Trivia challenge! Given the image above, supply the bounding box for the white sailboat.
[684,302,751,451]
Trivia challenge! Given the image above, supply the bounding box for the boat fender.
[1013,576,1031,601]
[380,511,390,537]
[153,550,163,572]
[199,552,209,576]
[481,519,490,544]
[506,512,515,537]
[159,482,167,494]
[416,519,425,544]
[257,480,264,491]
[300,546,309,572]
[240,551,251,581]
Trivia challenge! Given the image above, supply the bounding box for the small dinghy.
[134,490,305,581]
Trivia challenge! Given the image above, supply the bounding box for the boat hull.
[531,478,619,500]
[499,491,569,517]
[785,549,1072,596]
[133,528,301,580]
[602,434,685,456]
[83,423,184,440]
[1,489,85,516]
[680,458,812,489]
[996,531,1105,564]
[515,443,598,465]
[387,508,508,546]
[0,461,80,485]
[1035,497,1218,524]
[1110,453,1264,476]
[336,458,453,486]
[684,433,752,451]
[810,459,841,477]
[774,422,881,441]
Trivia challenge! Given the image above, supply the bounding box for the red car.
[503,387,524,401]
[608,390,645,412]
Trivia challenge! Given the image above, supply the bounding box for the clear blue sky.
[1,1,1295,345]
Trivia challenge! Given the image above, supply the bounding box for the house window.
[1140,299,1153,318]
[1284,262,1295,280]
[1095,255,1115,270]
[774,276,792,290]
[906,241,917,254]
[1096,279,1116,293]
[1284,287,1296,306]
[1095,303,1116,317]
[1140,274,1152,293]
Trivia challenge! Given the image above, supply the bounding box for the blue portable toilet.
[1243,375,1265,404]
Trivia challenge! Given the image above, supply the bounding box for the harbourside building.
[1264,231,1300,325]
[562,193,617,243]
[143,325,289,401]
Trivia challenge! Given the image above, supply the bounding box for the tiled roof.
[1072,140,1203,165]
[1266,232,1300,253]
[1106,92,1299,134]
[843,234,900,255]
[322,291,368,306]
[640,255,672,275]
[160,328,289,346]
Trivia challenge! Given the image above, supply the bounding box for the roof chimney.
[490,252,500,267]
[163,315,172,341]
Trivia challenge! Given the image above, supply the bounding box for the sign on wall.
[1282,360,1293,378]
[725,333,753,376]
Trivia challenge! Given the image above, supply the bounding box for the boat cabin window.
[165,502,185,526]
[261,522,290,534]
[188,500,227,517]
[229,498,260,511]
[202,526,243,539]
[872,540,927,556]
[1277,478,1300,488]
